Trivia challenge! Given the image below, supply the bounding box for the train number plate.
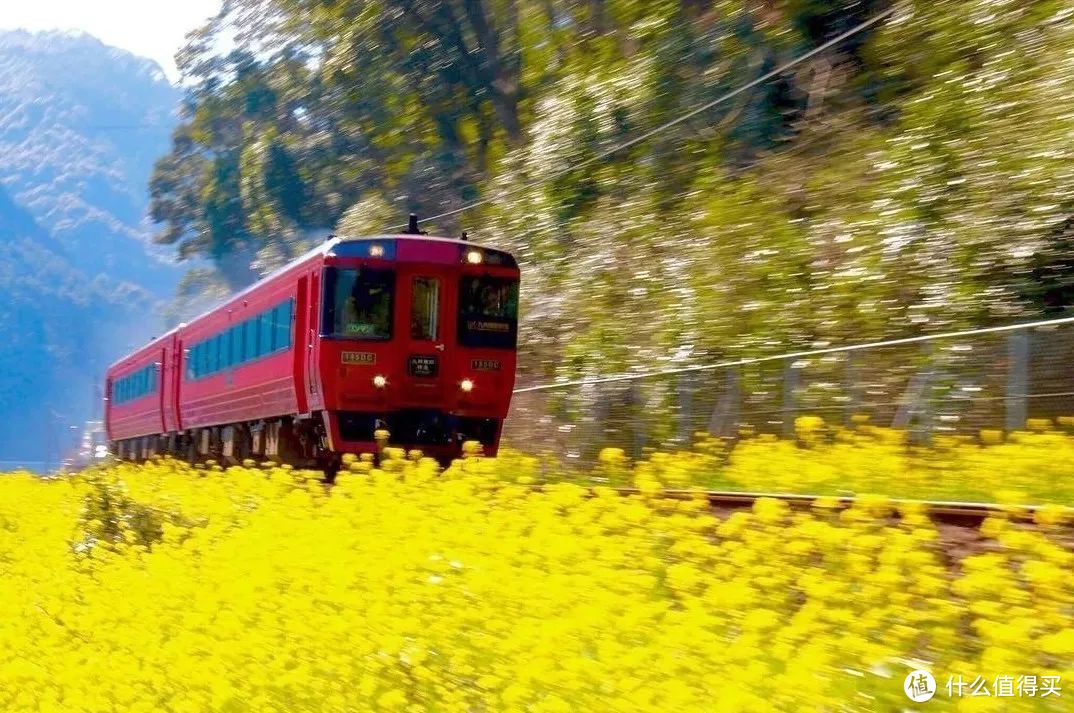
[342,351,376,365]
[471,359,501,371]
[408,355,439,377]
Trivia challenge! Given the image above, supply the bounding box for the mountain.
[0,30,183,467]
[0,30,181,296]
[0,184,153,465]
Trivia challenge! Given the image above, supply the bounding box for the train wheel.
[186,435,198,466]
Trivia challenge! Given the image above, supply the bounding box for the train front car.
[316,235,519,462]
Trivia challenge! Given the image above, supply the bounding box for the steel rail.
[606,487,1060,528]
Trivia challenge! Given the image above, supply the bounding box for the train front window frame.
[322,266,395,340]
[457,275,519,349]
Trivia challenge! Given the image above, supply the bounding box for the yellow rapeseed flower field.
[0,447,1069,711]
[577,418,1074,505]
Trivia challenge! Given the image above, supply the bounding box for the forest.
[152,0,1074,388]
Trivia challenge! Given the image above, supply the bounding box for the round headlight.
[466,250,483,265]
[460,378,474,392]
[369,244,385,258]
[372,375,387,388]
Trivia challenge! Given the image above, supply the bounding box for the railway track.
[601,487,1074,560]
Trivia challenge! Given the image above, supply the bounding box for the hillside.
[0,30,180,466]
[0,30,181,296]
[0,184,153,464]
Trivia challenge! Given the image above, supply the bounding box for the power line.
[513,314,1074,394]
[389,6,899,232]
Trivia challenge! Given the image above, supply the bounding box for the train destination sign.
[471,359,501,371]
[408,355,439,377]
[466,319,511,333]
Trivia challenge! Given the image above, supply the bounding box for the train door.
[398,266,456,405]
[158,346,168,434]
[306,269,323,410]
[172,336,184,432]
[294,276,310,414]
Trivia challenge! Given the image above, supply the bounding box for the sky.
[0,0,223,83]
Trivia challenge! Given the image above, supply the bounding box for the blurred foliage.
[153,0,1074,380]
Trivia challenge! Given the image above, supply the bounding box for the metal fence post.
[845,353,862,426]
[1006,330,1030,431]
[677,371,695,446]
[629,381,646,459]
[782,360,800,439]
[707,367,741,439]
[892,343,936,444]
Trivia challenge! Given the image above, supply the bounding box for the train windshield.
[458,275,519,348]
[322,267,395,339]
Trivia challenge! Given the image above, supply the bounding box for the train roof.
[106,234,513,373]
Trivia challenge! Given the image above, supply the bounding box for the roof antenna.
[461,231,468,242]
[403,213,426,235]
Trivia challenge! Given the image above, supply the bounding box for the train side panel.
[177,261,314,430]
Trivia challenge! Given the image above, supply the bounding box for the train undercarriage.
[111,410,501,478]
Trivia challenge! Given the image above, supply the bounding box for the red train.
[105,221,519,472]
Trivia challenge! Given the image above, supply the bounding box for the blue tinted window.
[217,334,226,370]
[274,300,292,351]
[260,311,273,355]
[230,325,240,365]
[244,319,258,361]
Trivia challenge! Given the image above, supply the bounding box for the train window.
[241,319,254,361]
[218,331,229,369]
[274,299,293,350]
[213,336,221,373]
[322,267,394,340]
[227,326,240,366]
[457,276,519,349]
[260,311,274,355]
[411,277,439,341]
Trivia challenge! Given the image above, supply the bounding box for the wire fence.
[503,317,1074,461]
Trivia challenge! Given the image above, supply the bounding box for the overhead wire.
[513,315,1074,393]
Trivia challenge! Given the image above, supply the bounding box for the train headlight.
[369,244,385,258]
[372,375,388,388]
[465,249,483,265]
[460,378,474,393]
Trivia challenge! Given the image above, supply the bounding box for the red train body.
[105,233,520,469]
